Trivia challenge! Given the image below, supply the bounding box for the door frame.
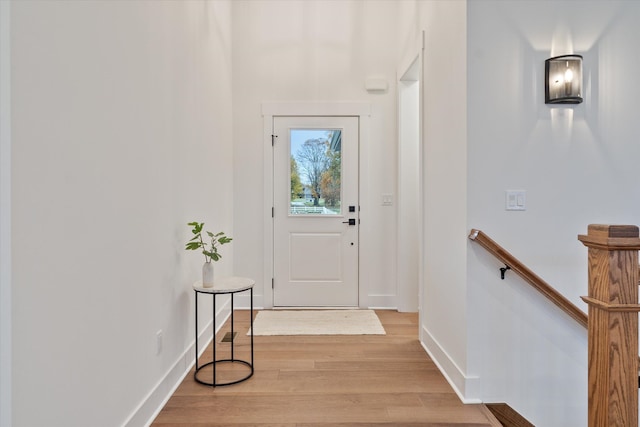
[396,32,424,313]
[262,102,371,309]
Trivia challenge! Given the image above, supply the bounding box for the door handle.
[342,218,356,226]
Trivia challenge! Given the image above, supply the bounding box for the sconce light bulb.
[564,68,573,83]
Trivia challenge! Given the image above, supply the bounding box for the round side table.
[193,276,254,386]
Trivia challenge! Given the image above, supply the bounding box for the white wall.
[0,2,12,426]
[396,1,640,426]
[466,1,640,425]
[10,1,234,426]
[399,1,640,425]
[421,0,469,396]
[395,0,471,399]
[231,0,401,309]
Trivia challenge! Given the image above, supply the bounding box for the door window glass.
[290,129,342,215]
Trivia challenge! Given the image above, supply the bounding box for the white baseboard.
[364,294,397,309]
[122,299,231,427]
[420,324,481,404]
[233,292,262,310]
[231,294,396,311]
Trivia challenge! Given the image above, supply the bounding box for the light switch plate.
[505,190,526,211]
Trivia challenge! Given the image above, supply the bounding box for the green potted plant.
[185,221,232,287]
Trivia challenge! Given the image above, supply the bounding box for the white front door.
[273,116,359,307]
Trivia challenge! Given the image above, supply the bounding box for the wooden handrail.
[471,226,640,426]
[469,229,588,329]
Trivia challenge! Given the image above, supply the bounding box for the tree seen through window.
[290,129,341,215]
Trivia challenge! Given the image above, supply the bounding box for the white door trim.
[262,102,371,309]
[396,32,424,314]
[396,32,425,320]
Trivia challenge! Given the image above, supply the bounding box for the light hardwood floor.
[152,310,501,426]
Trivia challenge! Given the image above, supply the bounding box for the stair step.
[485,403,534,427]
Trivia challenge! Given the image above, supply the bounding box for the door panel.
[273,116,359,307]
[289,233,342,280]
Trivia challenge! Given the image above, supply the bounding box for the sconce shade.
[545,54,583,104]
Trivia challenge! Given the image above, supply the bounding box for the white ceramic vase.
[202,261,214,288]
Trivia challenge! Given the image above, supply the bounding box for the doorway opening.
[397,50,422,313]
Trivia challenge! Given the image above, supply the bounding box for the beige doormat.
[248,309,386,336]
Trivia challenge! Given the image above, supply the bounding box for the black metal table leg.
[250,288,254,367]
[195,291,198,371]
[230,293,235,361]
[212,293,216,386]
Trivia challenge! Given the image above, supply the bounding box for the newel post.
[579,224,640,426]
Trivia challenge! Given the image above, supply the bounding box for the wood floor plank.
[152,310,500,426]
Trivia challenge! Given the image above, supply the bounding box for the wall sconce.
[545,54,583,104]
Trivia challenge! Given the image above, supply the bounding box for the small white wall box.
[365,77,388,92]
